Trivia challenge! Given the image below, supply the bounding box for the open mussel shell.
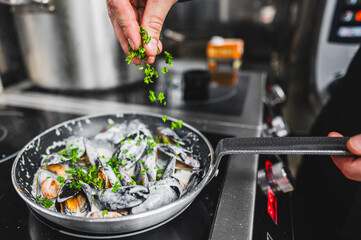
[156,127,185,146]
[95,158,118,188]
[41,153,71,176]
[94,185,149,211]
[94,122,128,145]
[55,179,92,216]
[112,134,147,169]
[36,169,60,199]
[143,149,158,184]
[158,144,200,169]
[65,136,86,158]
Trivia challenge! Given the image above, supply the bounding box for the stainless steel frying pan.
[11,113,351,235]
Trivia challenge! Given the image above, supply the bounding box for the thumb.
[141,0,177,56]
[347,133,361,155]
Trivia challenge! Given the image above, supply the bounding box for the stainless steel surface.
[2,70,266,239]
[211,154,259,240]
[0,4,25,82]
[12,0,142,90]
[0,0,30,5]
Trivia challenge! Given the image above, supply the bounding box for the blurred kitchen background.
[3,0,355,137]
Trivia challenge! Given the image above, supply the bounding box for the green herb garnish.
[36,195,54,208]
[156,169,165,181]
[171,120,183,130]
[120,159,126,165]
[69,181,83,189]
[57,176,65,187]
[112,181,122,193]
[162,115,168,122]
[102,210,109,217]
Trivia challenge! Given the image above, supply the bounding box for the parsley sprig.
[149,90,166,105]
[171,120,183,130]
[36,195,54,208]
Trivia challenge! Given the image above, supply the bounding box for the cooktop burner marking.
[0,125,8,143]
[0,110,43,164]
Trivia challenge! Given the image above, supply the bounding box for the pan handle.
[208,137,353,184]
[215,137,352,158]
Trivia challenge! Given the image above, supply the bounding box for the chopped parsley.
[102,210,109,217]
[57,176,66,187]
[162,115,168,122]
[171,120,183,130]
[156,169,165,181]
[164,51,173,67]
[148,90,166,105]
[69,181,83,189]
[112,181,122,193]
[36,195,54,208]
[65,165,103,189]
[58,147,79,163]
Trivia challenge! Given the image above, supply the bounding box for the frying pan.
[11,113,352,235]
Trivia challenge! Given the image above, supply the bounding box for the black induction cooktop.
[0,106,230,240]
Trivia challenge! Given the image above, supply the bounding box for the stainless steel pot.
[11,113,351,235]
[11,0,142,90]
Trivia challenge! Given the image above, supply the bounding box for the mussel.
[94,185,149,211]
[158,144,200,169]
[131,177,183,215]
[156,127,185,146]
[112,132,147,169]
[55,179,92,216]
[94,122,128,145]
[41,153,70,176]
[35,169,60,199]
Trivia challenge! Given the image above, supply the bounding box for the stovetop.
[0,68,266,239]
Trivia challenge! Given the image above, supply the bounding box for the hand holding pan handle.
[209,137,353,182]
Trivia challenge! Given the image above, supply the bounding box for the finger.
[144,41,163,64]
[329,131,361,181]
[141,0,177,56]
[132,57,143,65]
[328,132,344,137]
[146,56,156,64]
[347,133,361,155]
[110,17,131,55]
[107,0,141,50]
[330,155,361,181]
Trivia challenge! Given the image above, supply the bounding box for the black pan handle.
[208,137,353,182]
[215,137,352,159]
